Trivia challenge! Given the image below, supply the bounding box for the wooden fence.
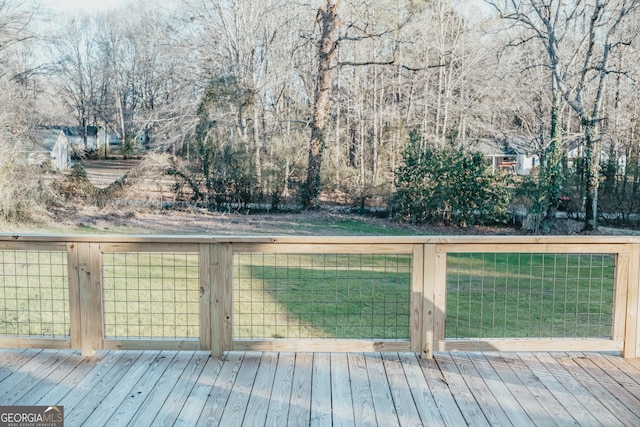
[0,235,638,358]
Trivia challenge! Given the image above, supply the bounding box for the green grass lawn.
[0,250,70,337]
[446,252,616,339]
[233,253,412,340]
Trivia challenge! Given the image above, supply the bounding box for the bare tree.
[50,15,102,149]
[487,0,640,231]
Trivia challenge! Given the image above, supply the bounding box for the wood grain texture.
[0,349,639,426]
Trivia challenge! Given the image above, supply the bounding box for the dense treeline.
[1,0,640,230]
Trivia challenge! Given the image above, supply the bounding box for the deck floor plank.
[63,350,141,427]
[450,352,513,427]
[107,350,178,427]
[0,349,62,404]
[381,352,422,427]
[174,355,226,427]
[218,352,262,427]
[3,350,73,405]
[14,350,86,406]
[551,352,640,426]
[347,353,376,427]
[81,351,160,426]
[0,348,34,380]
[533,352,625,427]
[145,350,210,427]
[2,349,640,426]
[570,353,640,423]
[331,352,355,427]
[584,353,640,402]
[417,354,468,427]
[435,353,491,427]
[127,351,195,427]
[197,351,245,426]
[33,351,109,408]
[466,352,535,427]
[264,352,296,427]
[592,353,640,393]
[398,353,444,427]
[484,352,559,426]
[505,352,579,427]
[364,353,400,427]
[309,352,332,427]
[287,353,314,427]
[241,352,278,427]
[516,352,601,426]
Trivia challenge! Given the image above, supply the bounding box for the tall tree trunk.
[583,119,601,231]
[372,64,379,182]
[543,85,563,224]
[303,0,340,208]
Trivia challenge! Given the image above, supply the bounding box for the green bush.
[391,137,512,227]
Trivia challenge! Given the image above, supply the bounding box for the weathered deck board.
[309,352,331,427]
[418,353,468,427]
[127,351,195,426]
[264,352,295,426]
[516,352,601,426]
[330,352,354,427]
[364,353,399,427]
[533,352,624,426]
[15,350,87,407]
[288,353,313,427]
[446,352,512,427]
[241,352,278,427]
[174,354,225,426]
[347,353,376,427]
[107,350,178,427]
[1,349,640,426]
[197,351,244,425]
[218,352,261,427]
[436,352,492,427]
[551,352,640,426]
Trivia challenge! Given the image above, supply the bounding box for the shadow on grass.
[234,264,411,340]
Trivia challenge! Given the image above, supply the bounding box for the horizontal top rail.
[2,233,640,245]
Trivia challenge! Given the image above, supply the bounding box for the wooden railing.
[0,235,638,358]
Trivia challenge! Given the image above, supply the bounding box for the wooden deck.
[1,349,640,426]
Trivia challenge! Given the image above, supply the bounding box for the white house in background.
[472,137,539,176]
[36,126,103,150]
[30,130,72,170]
[567,140,627,175]
[62,126,99,150]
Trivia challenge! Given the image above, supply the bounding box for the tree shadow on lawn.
[234,265,412,340]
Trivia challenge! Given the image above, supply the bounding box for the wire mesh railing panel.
[233,253,412,340]
[102,252,199,340]
[0,250,69,337]
[446,253,616,339]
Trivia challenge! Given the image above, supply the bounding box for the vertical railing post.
[432,245,448,354]
[199,243,212,351]
[210,243,233,358]
[623,243,640,358]
[421,243,446,359]
[411,244,425,354]
[67,242,82,350]
[612,248,629,345]
[77,242,103,357]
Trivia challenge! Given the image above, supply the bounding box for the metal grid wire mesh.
[446,252,616,339]
[102,252,199,339]
[0,250,69,337]
[233,253,411,340]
